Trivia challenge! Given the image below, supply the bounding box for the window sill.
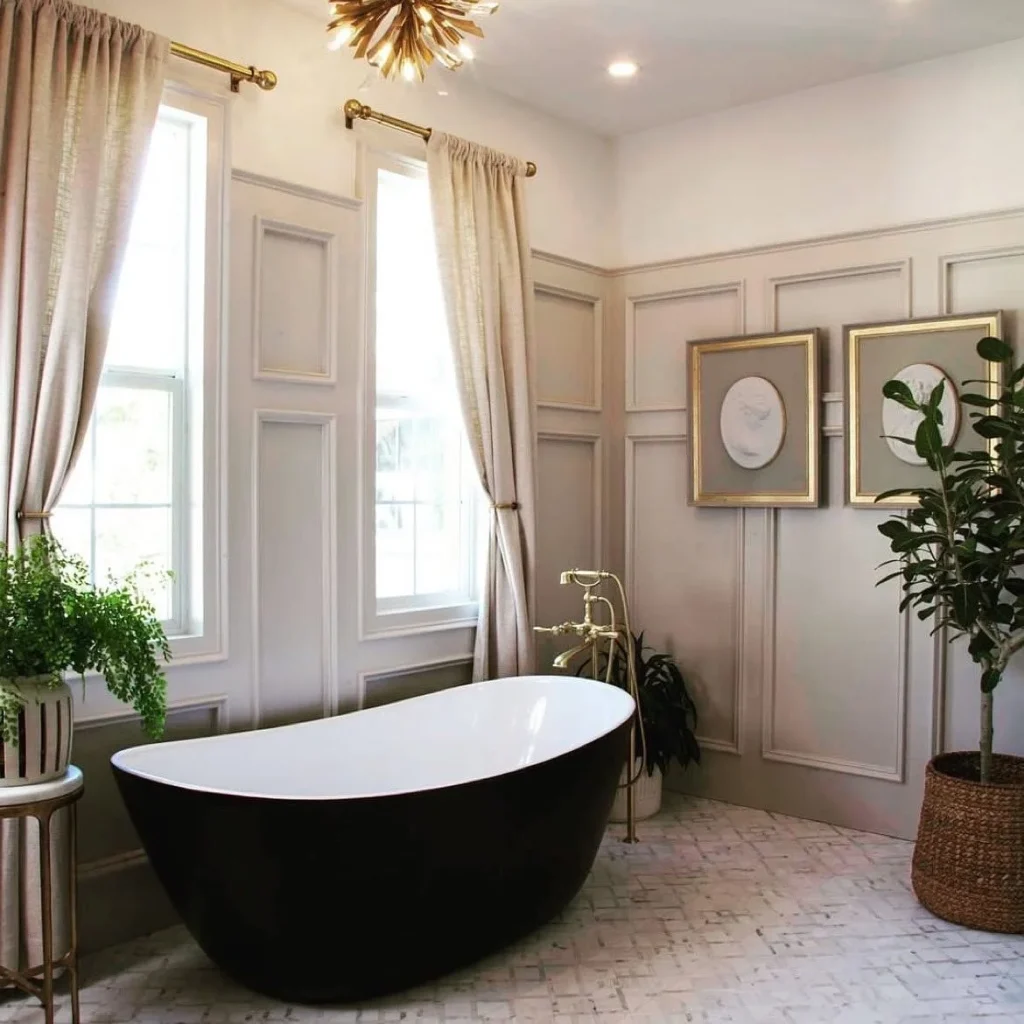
[361,608,478,642]
[164,630,227,667]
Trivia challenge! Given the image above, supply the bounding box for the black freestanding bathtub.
[111,675,634,1003]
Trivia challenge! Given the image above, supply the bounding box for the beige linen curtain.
[426,132,537,680]
[0,0,167,973]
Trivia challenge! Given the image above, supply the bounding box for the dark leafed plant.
[876,336,1020,784]
[0,534,170,745]
[578,631,701,777]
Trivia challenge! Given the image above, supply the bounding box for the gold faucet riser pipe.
[536,568,645,843]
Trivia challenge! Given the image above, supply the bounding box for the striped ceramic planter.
[0,677,74,786]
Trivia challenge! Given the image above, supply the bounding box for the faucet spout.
[552,641,592,671]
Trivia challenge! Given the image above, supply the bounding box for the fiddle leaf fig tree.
[876,336,1022,783]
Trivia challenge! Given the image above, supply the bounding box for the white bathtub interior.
[111,675,635,801]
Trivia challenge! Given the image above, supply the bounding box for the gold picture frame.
[845,312,1005,508]
[688,330,821,508]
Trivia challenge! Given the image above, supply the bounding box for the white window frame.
[359,149,480,640]
[65,369,188,632]
[58,85,228,666]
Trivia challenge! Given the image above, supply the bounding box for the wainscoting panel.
[943,246,1024,328]
[767,501,907,780]
[535,285,602,411]
[253,411,338,727]
[627,435,741,753]
[253,218,336,384]
[763,261,915,779]
[626,284,744,412]
[536,432,603,667]
[771,261,911,391]
[359,656,475,709]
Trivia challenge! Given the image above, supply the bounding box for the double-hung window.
[53,91,224,659]
[364,154,482,636]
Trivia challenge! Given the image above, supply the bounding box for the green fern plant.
[0,534,170,745]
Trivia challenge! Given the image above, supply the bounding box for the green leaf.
[968,632,996,660]
[877,520,910,541]
[977,336,1013,363]
[960,394,999,408]
[882,379,919,410]
[915,416,942,464]
[972,416,1011,439]
[875,487,930,503]
[981,668,1001,694]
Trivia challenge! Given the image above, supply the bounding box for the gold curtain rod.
[169,41,277,93]
[343,100,537,178]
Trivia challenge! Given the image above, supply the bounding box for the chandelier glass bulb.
[326,0,498,81]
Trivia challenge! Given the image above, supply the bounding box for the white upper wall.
[614,37,1024,267]
[88,0,616,266]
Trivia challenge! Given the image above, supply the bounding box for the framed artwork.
[845,312,1005,508]
[687,330,821,508]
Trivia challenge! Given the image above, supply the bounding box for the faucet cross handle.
[533,621,577,637]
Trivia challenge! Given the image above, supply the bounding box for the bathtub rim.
[110,675,636,803]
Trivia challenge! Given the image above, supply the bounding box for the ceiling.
[292,0,1024,136]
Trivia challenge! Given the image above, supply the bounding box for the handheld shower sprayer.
[534,568,646,843]
[559,569,607,587]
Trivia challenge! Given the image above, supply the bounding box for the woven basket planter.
[912,751,1024,934]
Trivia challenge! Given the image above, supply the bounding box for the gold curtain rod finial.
[169,41,278,92]
[255,69,278,91]
[344,98,370,128]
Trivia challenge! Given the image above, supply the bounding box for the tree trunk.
[980,689,994,784]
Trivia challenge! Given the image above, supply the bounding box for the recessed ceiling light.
[608,60,638,79]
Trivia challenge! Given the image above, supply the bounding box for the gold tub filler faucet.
[534,569,646,844]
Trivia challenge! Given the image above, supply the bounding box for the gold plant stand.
[0,767,84,1024]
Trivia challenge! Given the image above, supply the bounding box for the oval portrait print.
[881,363,960,467]
[719,376,787,470]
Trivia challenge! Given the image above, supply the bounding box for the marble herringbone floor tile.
[2,793,1023,1023]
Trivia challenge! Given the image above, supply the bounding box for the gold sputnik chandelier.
[326,0,499,81]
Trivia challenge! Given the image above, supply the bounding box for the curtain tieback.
[492,502,520,512]
[17,511,51,521]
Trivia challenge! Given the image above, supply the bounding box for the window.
[365,156,482,634]
[53,93,224,659]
